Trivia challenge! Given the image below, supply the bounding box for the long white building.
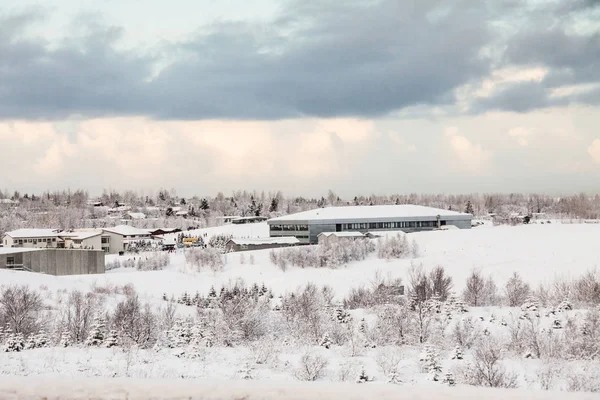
[268,204,472,244]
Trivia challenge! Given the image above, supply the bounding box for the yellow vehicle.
[183,237,199,247]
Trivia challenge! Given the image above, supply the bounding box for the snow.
[0,247,42,255]
[60,230,103,240]
[229,237,300,245]
[102,225,152,237]
[318,232,365,238]
[0,376,595,400]
[3,228,61,238]
[268,204,471,222]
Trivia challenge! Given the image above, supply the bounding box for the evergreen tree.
[451,345,463,360]
[420,346,442,381]
[85,315,106,346]
[60,331,71,348]
[25,334,37,349]
[3,332,25,352]
[200,198,209,211]
[105,330,119,348]
[269,198,279,213]
[320,333,332,349]
[34,330,48,348]
[465,200,474,215]
[239,362,253,380]
[356,366,370,383]
[387,367,402,384]
[442,372,456,386]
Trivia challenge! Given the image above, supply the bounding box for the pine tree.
[557,298,573,312]
[521,295,539,312]
[420,346,442,381]
[25,334,37,349]
[465,200,474,215]
[60,331,71,348]
[34,330,48,348]
[443,371,456,386]
[162,293,168,301]
[451,345,463,360]
[356,366,370,383]
[85,315,106,346]
[105,330,119,348]
[239,362,253,380]
[208,286,217,298]
[335,308,352,324]
[387,367,402,384]
[320,333,332,349]
[3,332,25,352]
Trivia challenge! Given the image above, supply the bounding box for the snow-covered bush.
[505,272,531,307]
[0,285,44,337]
[3,331,24,352]
[375,347,404,376]
[57,290,100,344]
[270,239,375,269]
[356,366,370,383]
[112,291,158,348]
[419,345,442,381]
[208,234,232,253]
[377,233,411,260]
[184,248,225,272]
[294,352,328,381]
[456,338,518,388]
[85,315,106,346]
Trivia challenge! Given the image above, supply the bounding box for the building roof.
[60,230,103,240]
[268,205,471,223]
[102,225,151,237]
[127,212,146,219]
[318,232,365,238]
[0,247,43,255]
[4,229,61,238]
[228,237,300,245]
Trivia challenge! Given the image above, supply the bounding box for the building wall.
[2,236,59,248]
[64,235,102,251]
[270,215,472,244]
[226,242,300,252]
[100,231,124,254]
[0,249,105,275]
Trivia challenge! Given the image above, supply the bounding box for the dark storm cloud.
[470,1,600,113]
[0,0,599,120]
[0,1,492,120]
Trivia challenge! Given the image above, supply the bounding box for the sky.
[1,0,600,198]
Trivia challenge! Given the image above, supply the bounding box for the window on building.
[7,256,15,265]
[101,237,110,244]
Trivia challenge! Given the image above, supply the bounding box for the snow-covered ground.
[3,222,600,302]
[2,222,600,393]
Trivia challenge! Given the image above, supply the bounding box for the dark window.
[7,256,15,265]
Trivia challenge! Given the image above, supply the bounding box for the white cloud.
[445,127,491,174]
[508,127,533,147]
[588,139,600,164]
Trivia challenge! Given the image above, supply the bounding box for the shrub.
[456,338,518,388]
[505,272,531,307]
[0,285,44,336]
[294,352,328,381]
[377,234,411,259]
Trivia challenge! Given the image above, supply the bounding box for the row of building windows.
[341,221,442,230]
[269,225,309,232]
[14,238,57,244]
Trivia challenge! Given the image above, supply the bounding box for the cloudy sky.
[1,0,600,197]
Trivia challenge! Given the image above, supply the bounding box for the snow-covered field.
[1,222,600,394]
[3,222,600,301]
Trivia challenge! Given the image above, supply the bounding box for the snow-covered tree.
[521,296,539,313]
[387,367,402,384]
[3,332,24,352]
[443,371,456,386]
[85,315,106,346]
[552,319,563,330]
[320,332,332,349]
[451,345,464,360]
[34,330,48,348]
[356,366,370,383]
[335,308,352,324]
[105,329,119,348]
[239,362,253,380]
[556,299,573,312]
[420,346,442,381]
[25,334,37,350]
[60,331,71,348]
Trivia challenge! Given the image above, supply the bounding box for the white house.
[101,225,151,253]
[2,229,62,248]
[317,231,366,246]
[61,230,103,250]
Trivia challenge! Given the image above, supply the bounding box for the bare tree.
[429,265,453,301]
[458,338,518,388]
[294,352,328,381]
[505,272,531,307]
[463,270,485,306]
[0,285,44,336]
[112,292,158,348]
[59,290,99,343]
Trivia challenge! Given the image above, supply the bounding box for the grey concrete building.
[268,204,472,244]
[0,248,105,275]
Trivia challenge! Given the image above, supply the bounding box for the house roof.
[60,230,103,240]
[0,247,43,255]
[127,212,146,219]
[268,205,471,223]
[102,225,151,237]
[228,237,299,245]
[318,232,365,238]
[4,229,61,238]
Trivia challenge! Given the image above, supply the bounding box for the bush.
[270,240,375,269]
[456,338,518,388]
[112,291,158,348]
[377,234,411,259]
[0,285,44,336]
[294,352,328,381]
[505,272,531,307]
[185,248,225,272]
